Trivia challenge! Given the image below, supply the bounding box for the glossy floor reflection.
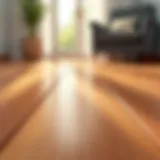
[0,59,159,160]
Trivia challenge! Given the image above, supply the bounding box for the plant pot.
[22,36,43,60]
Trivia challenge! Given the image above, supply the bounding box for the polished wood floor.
[0,58,159,159]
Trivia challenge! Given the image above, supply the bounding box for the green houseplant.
[20,0,45,60]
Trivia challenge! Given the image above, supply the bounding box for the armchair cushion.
[102,33,143,45]
[109,16,137,34]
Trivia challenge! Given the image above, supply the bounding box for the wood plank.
[0,62,57,148]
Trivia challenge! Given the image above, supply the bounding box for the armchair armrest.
[140,19,158,52]
[91,22,110,45]
[91,22,109,35]
[91,22,109,53]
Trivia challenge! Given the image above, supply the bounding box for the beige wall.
[83,0,107,55]
[0,0,10,54]
[41,0,55,57]
[10,0,22,59]
[142,0,160,20]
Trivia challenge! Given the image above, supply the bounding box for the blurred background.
[0,0,160,60]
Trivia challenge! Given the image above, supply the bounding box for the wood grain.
[0,58,159,160]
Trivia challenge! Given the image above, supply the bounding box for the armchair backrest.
[110,4,156,20]
[109,4,157,34]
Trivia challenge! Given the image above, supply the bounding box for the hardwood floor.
[0,58,159,159]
